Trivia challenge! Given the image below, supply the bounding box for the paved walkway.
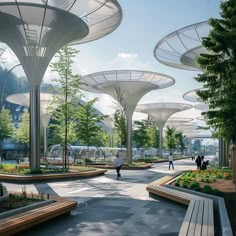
[3,157,215,236]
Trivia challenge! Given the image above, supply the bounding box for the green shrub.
[212,189,221,196]
[190,182,200,189]
[182,181,189,188]
[175,182,180,187]
[202,185,212,194]
[84,158,93,164]
[193,186,201,192]
[24,168,42,174]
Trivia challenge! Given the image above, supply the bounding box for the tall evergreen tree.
[195,0,236,142]
[75,98,108,153]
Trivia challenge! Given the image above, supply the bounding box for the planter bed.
[0,169,106,183]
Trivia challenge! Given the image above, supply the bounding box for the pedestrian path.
[3,157,213,236]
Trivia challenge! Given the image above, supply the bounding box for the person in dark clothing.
[195,155,202,169]
[201,160,209,170]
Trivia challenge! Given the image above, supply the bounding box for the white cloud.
[117,53,138,59]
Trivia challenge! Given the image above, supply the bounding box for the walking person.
[168,152,174,170]
[195,155,202,170]
[114,151,123,180]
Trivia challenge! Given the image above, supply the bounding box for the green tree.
[49,46,81,168]
[195,0,236,142]
[75,98,108,153]
[113,108,126,148]
[165,126,176,152]
[0,108,14,142]
[175,132,185,156]
[50,121,77,144]
[15,111,29,156]
[132,120,149,148]
[146,118,159,148]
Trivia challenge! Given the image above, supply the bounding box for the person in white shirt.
[114,151,123,180]
[168,152,174,170]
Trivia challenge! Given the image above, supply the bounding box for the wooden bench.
[148,175,174,187]
[0,193,77,236]
[146,176,215,236]
[179,199,214,236]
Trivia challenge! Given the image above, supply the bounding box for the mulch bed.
[0,198,43,213]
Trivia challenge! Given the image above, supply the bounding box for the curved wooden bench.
[146,176,214,236]
[0,193,77,236]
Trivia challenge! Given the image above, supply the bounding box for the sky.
[2,0,222,123]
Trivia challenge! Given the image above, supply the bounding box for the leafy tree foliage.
[165,126,176,151]
[49,121,77,145]
[15,111,29,144]
[113,107,126,148]
[146,118,159,148]
[132,120,149,148]
[175,132,185,155]
[75,98,108,149]
[0,108,14,141]
[15,111,29,155]
[195,0,236,142]
[49,46,81,166]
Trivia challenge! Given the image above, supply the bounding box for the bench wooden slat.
[179,200,195,236]
[187,200,200,235]
[202,200,209,236]
[148,175,174,186]
[194,200,204,236]
[207,200,214,236]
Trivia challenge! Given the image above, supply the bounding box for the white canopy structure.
[136,103,192,157]
[80,70,175,163]
[0,0,122,169]
[183,88,205,103]
[165,117,193,129]
[183,129,212,139]
[194,103,209,112]
[153,21,210,70]
[6,93,62,156]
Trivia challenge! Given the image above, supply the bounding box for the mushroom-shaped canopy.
[194,103,209,112]
[0,0,122,85]
[154,21,210,71]
[80,70,175,117]
[165,117,193,128]
[183,88,205,103]
[136,103,193,128]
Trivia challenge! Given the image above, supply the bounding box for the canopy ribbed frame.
[6,92,62,156]
[176,123,198,132]
[80,70,175,163]
[165,117,193,129]
[183,129,212,139]
[136,103,192,157]
[154,21,210,70]
[0,1,122,169]
[183,88,205,103]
